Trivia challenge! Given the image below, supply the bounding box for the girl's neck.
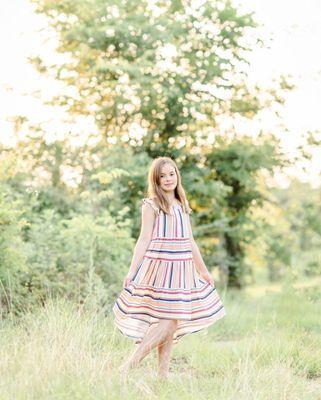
[164,192,178,205]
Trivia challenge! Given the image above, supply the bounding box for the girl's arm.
[187,215,215,286]
[123,202,156,286]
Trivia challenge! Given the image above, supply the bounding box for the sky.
[0,0,320,187]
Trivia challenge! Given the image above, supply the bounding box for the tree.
[30,0,291,288]
[32,0,273,150]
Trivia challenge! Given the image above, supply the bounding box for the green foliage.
[0,187,28,283]
[1,0,308,309]
[272,180,321,277]
[31,0,276,149]
[28,0,294,290]
[1,204,133,315]
[200,136,283,287]
[0,146,136,315]
[245,179,321,284]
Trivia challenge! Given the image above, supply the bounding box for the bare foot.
[157,371,169,381]
[118,362,131,382]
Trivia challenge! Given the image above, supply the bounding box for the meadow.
[1,0,321,399]
[1,278,321,400]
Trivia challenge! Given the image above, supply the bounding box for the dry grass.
[1,280,321,399]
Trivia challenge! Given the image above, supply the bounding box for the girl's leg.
[120,319,178,373]
[157,333,174,379]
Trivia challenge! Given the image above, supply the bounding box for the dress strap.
[141,198,160,215]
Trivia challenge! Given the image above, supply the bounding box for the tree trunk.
[224,232,243,289]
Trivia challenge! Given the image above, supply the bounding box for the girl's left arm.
[187,215,215,286]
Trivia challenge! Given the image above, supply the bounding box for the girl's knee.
[159,319,178,334]
[171,319,178,329]
[167,319,178,334]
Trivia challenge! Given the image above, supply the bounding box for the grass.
[1,280,321,400]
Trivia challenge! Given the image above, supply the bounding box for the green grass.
[1,281,321,399]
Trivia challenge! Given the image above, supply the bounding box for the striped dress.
[112,198,226,344]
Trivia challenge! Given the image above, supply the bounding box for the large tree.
[32,0,273,149]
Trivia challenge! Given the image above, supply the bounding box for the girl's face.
[159,163,177,192]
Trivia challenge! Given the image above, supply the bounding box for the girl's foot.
[118,362,131,382]
[157,369,170,381]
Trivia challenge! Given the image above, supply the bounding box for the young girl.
[112,156,226,379]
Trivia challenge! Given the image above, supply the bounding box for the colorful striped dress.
[112,198,226,344]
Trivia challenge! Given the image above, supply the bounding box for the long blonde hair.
[146,156,191,215]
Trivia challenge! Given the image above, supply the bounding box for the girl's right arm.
[123,201,156,288]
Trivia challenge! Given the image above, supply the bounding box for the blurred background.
[0,1,321,397]
[0,0,321,400]
[1,0,321,305]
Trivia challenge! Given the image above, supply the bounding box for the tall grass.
[1,282,321,399]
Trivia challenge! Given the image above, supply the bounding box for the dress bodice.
[141,198,191,239]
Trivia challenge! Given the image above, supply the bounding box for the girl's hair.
[146,156,191,214]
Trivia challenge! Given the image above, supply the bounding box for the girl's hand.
[199,270,215,287]
[123,273,135,288]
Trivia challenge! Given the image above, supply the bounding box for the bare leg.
[120,319,178,373]
[157,333,174,379]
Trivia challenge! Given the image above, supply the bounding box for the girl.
[112,156,226,379]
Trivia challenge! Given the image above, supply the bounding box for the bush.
[1,199,134,315]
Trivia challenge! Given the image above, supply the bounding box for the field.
[1,278,321,400]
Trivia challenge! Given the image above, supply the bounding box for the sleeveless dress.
[112,198,226,344]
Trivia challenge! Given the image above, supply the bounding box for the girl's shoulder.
[141,197,160,215]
